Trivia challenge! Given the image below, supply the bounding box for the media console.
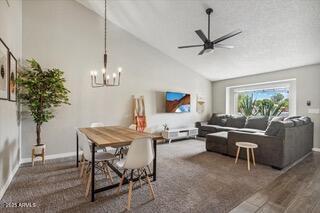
[162,127,198,143]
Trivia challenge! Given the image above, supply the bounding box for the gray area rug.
[1,140,282,213]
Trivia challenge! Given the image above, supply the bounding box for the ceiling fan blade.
[214,44,234,49]
[198,49,205,55]
[195,30,208,43]
[178,44,204,49]
[213,29,242,44]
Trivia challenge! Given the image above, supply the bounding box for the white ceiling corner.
[76,0,320,81]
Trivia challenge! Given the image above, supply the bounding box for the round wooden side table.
[235,142,258,171]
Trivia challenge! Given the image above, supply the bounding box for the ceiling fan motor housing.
[206,8,213,15]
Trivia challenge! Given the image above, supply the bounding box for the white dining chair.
[116,138,155,210]
[78,131,116,197]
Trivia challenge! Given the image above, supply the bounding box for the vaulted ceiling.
[77,0,320,81]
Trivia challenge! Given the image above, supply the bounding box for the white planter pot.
[33,144,46,155]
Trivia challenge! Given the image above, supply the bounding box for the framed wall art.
[0,38,9,100]
[9,52,17,102]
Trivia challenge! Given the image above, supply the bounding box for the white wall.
[212,64,320,148]
[0,0,21,199]
[21,0,212,158]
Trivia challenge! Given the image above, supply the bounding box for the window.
[226,79,296,116]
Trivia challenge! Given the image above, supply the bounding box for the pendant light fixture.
[90,0,122,87]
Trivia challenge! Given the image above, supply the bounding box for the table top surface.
[236,142,258,148]
[79,126,162,147]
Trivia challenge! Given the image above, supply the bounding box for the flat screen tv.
[165,92,191,113]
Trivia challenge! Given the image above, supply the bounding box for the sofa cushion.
[269,116,285,122]
[208,114,229,126]
[206,132,228,154]
[284,115,301,121]
[236,128,265,133]
[225,115,246,128]
[245,116,269,130]
[291,118,304,126]
[299,116,311,124]
[265,120,295,137]
[201,125,237,132]
[265,121,282,136]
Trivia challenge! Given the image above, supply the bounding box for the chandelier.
[90,0,122,87]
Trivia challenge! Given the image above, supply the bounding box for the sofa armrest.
[195,121,208,128]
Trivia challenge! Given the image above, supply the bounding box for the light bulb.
[113,73,116,78]
[106,75,110,80]
[93,70,98,76]
[118,67,122,73]
[102,68,106,74]
[90,70,94,76]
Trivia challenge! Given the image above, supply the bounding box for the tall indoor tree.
[17,59,70,150]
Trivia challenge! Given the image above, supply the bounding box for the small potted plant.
[17,59,70,165]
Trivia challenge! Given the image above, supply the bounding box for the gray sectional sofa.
[196,114,314,169]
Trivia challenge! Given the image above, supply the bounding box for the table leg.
[251,148,256,166]
[76,132,79,167]
[91,143,95,202]
[247,148,250,171]
[235,147,240,164]
[153,139,157,181]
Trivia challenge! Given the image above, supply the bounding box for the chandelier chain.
[104,0,107,54]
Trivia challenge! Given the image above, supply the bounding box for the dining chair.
[116,138,155,210]
[78,131,116,197]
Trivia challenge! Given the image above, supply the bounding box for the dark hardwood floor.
[231,151,320,213]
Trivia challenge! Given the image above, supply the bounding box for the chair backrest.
[75,128,84,150]
[124,138,154,169]
[91,122,105,128]
[78,131,92,161]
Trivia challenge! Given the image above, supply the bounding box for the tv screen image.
[166,92,191,113]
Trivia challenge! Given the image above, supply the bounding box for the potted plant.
[17,59,70,163]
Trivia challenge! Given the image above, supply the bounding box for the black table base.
[75,131,157,202]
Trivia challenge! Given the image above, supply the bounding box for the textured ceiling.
[77,0,320,81]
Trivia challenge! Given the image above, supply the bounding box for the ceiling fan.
[178,8,242,55]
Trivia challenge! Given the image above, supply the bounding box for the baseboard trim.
[20,151,77,164]
[312,148,320,152]
[0,162,20,200]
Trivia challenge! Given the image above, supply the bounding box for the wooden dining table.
[76,126,163,202]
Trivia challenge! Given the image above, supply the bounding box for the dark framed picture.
[9,52,17,102]
[0,38,9,100]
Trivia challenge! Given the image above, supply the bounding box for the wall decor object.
[196,95,205,113]
[9,52,17,101]
[0,38,9,100]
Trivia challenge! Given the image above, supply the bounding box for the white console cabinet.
[162,127,198,143]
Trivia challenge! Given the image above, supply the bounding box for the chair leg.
[80,160,86,178]
[85,171,92,197]
[127,181,133,210]
[144,169,155,200]
[117,169,127,195]
[102,162,113,184]
[106,164,114,183]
